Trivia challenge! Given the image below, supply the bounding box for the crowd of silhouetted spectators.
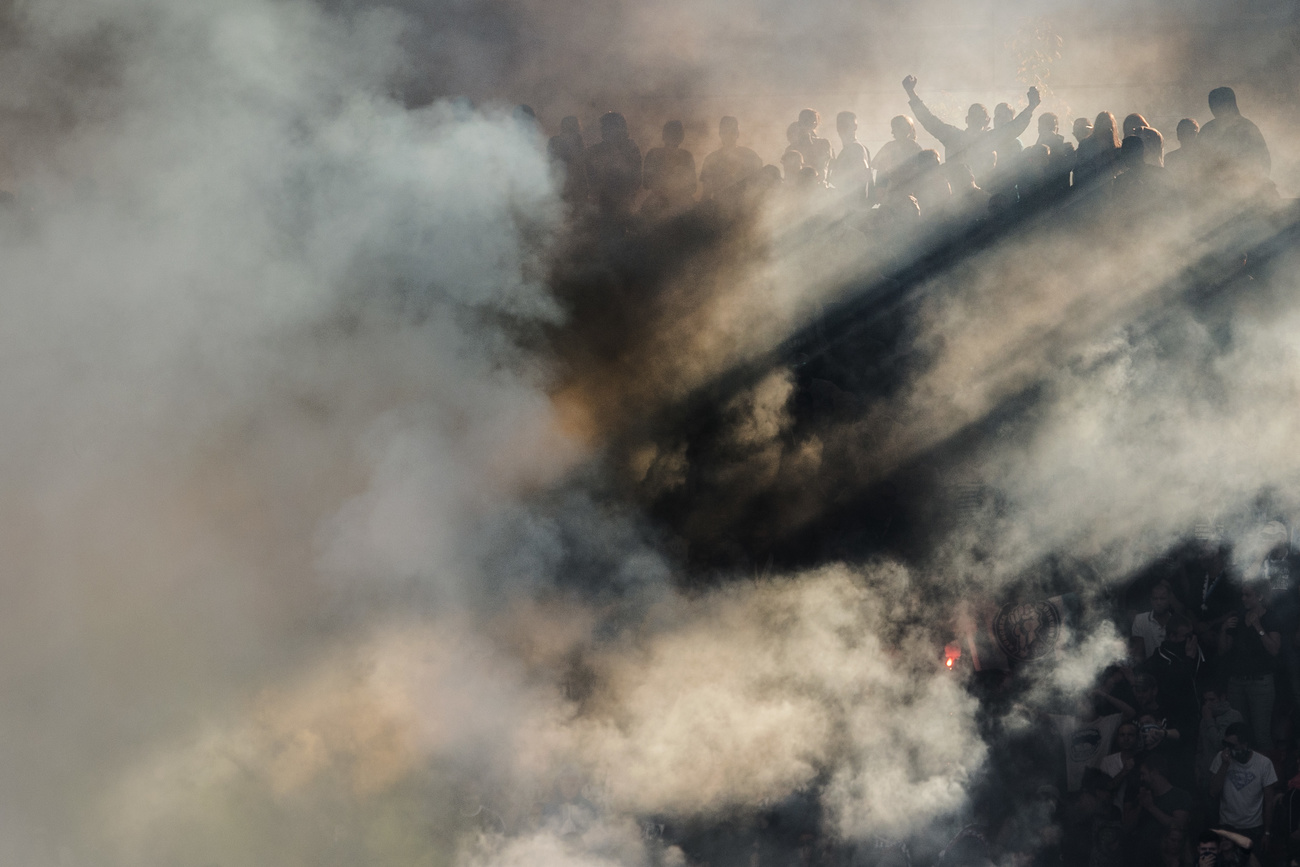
[530,79,1275,241]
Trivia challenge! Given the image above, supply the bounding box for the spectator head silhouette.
[993,103,1014,127]
[1138,126,1163,166]
[966,103,991,131]
[719,116,740,146]
[1093,112,1120,147]
[1022,143,1050,178]
[1119,134,1145,169]
[1223,721,1252,758]
[1072,117,1093,144]
[781,149,803,179]
[836,111,858,141]
[1175,118,1199,145]
[786,121,813,151]
[1123,113,1149,138]
[599,111,630,143]
[1038,113,1059,135]
[798,109,820,132]
[662,120,684,148]
[560,116,582,138]
[1208,87,1240,118]
[891,115,916,141]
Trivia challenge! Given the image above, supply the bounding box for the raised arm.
[903,75,962,149]
[1002,87,1042,140]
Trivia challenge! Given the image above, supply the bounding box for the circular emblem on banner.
[992,600,1061,661]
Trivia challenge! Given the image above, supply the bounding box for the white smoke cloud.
[7,0,1297,864]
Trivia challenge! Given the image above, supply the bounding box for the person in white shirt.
[1208,722,1277,847]
[1133,581,1175,658]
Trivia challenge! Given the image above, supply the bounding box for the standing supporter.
[641,120,697,219]
[699,116,763,205]
[992,103,1026,159]
[1124,113,1150,139]
[1100,720,1143,809]
[874,115,923,201]
[1208,723,1278,848]
[901,74,1040,187]
[780,148,805,182]
[1165,119,1200,176]
[1075,112,1121,188]
[1198,685,1245,794]
[1139,126,1166,168]
[794,109,834,180]
[828,111,872,204]
[944,162,990,217]
[1142,616,1201,786]
[548,116,588,204]
[1198,87,1271,191]
[1072,117,1093,147]
[1220,579,1282,750]
[1135,581,1177,658]
[1124,753,1192,867]
[907,149,952,220]
[584,111,643,218]
[1110,135,1165,207]
[1035,113,1076,194]
[1062,768,1124,867]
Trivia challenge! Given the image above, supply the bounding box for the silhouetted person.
[1138,126,1164,167]
[874,115,923,201]
[795,109,833,180]
[641,120,697,219]
[1123,113,1149,140]
[1014,142,1054,204]
[993,102,1025,162]
[548,116,587,204]
[902,75,1039,187]
[700,116,762,206]
[780,148,804,182]
[1073,117,1093,147]
[1198,86,1271,193]
[828,111,871,203]
[756,164,783,194]
[584,111,642,219]
[1075,111,1120,188]
[1163,119,1199,176]
[1036,113,1075,194]
[1111,135,1166,207]
[908,148,951,219]
[944,162,989,217]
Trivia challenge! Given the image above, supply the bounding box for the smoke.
[3,0,1299,864]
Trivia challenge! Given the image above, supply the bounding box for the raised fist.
[903,75,918,95]
[1027,86,1041,108]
